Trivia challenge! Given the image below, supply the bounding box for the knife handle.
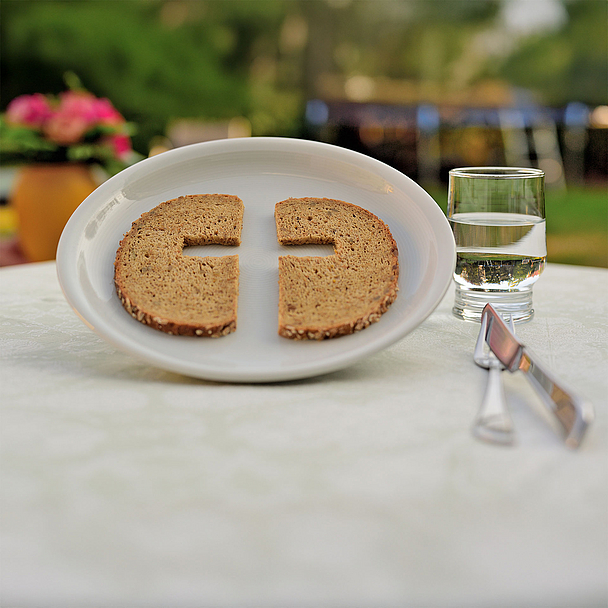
[519,349,594,449]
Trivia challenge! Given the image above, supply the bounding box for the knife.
[482,303,594,449]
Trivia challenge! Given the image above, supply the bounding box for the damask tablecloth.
[1,261,606,607]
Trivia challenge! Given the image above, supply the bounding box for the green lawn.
[426,184,608,268]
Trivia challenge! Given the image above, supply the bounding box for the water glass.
[447,167,546,323]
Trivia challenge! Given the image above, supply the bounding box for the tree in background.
[1,0,606,154]
[498,0,607,107]
[1,0,293,152]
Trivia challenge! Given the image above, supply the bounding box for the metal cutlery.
[472,312,515,445]
[482,303,594,448]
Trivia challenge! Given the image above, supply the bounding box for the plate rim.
[57,136,456,383]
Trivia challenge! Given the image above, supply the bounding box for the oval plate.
[57,137,455,383]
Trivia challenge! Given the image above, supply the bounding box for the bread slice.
[114,194,243,337]
[275,197,399,340]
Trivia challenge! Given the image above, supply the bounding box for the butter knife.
[482,303,594,449]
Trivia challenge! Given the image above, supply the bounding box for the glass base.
[452,284,534,323]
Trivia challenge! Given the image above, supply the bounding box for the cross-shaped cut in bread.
[114,194,243,337]
[275,197,399,340]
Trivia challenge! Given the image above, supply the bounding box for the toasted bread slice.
[114,194,243,337]
[275,197,399,340]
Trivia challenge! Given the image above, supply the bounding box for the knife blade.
[482,303,594,449]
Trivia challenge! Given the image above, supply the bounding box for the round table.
[1,261,606,607]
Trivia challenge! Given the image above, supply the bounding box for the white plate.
[57,137,455,383]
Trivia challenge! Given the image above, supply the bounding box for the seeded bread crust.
[275,197,399,340]
[114,194,243,337]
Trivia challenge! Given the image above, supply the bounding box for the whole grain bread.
[114,194,243,337]
[275,197,399,340]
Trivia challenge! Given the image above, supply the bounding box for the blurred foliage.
[1,0,607,156]
[314,0,502,83]
[1,0,605,267]
[0,0,296,151]
[499,1,608,106]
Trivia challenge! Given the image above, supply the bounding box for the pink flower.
[4,87,133,170]
[43,111,90,145]
[40,92,98,143]
[56,92,124,126]
[106,133,132,160]
[91,98,124,125]
[56,91,98,126]
[5,94,53,127]
[42,92,126,145]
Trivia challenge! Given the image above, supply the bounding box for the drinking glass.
[447,167,546,323]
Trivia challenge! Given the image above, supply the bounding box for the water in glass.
[448,167,546,323]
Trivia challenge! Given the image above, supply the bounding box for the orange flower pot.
[11,163,98,262]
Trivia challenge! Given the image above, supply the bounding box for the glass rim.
[449,166,545,179]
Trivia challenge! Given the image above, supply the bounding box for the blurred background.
[1,0,606,266]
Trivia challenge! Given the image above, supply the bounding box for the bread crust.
[114,194,243,337]
[114,285,237,337]
[275,197,399,340]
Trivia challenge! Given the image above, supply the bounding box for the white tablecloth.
[1,261,606,607]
